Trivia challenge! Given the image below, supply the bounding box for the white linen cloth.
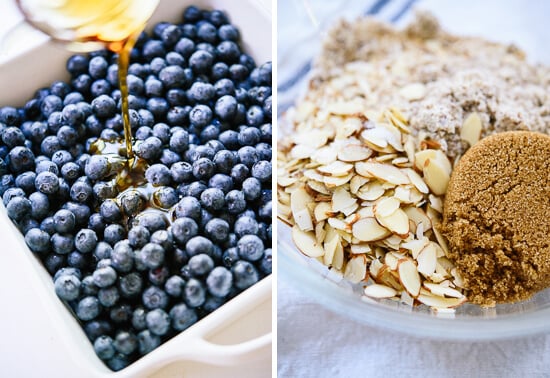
[277,0,550,377]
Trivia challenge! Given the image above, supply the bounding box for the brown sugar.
[441,131,550,306]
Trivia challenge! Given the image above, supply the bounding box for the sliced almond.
[323,231,340,266]
[290,144,315,160]
[364,284,397,299]
[374,197,401,218]
[356,162,410,185]
[397,259,421,297]
[402,238,429,259]
[323,173,354,188]
[311,146,337,165]
[290,186,314,231]
[344,255,368,283]
[460,112,482,146]
[350,175,369,194]
[352,217,391,242]
[277,176,298,187]
[404,168,429,194]
[314,202,332,222]
[315,221,326,243]
[356,181,385,201]
[423,282,464,298]
[350,243,372,254]
[338,144,373,162]
[417,293,467,309]
[416,243,437,276]
[327,217,348,231]
[399,83,426,100]
[318,160,354,176]
[375,208,409,236]
[292,226,324,257]
[422,158,450,196]
[332,187,357,213]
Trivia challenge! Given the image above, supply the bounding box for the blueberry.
[146,97,169,118]
[51,233,74,254]
[237,234,264,262]
[119,190,146,216]
[197,22,217,44]
[208,173,233,194]
[225,190,246,214]
[119,272,143,298]
[189,50,214,74]
[100,199,122,223]
[98,286,120,307]
[93,266,117,288]
[84,320,112,342]
[189,104,212,127]
[2,187,24,207]
[54,273,81,301]
[2,127,25,148]
[111,241,134,272]
[70,179,93,203]
[234,216,259,238]
[174,196,201,221]
[259,200,271,220]
[137,330,161,355]
[191,157,214,181]
[24,228,50,253]
[171,217,199,246]
[146,308,170,336]
[188,254,214,276]
[73,229,97,254]
[198,188,223,211]
[6,196,31,221]
[40,216,56,235]
[203,218,229,243]
[185,236,214,258]
[165,275,185,297]
[89,56,108,79]
[94,336,115,360]
[8,146,35,173]
[200,125,219,142]
[81,275,99,296]
[238,146,259,168]
[259,248,272,275]
[145,164,172,186]
[62,162,81,181]
[142,286,169,310]
[93,181,118,200]
[113,331,138,356]
[143,40,166,61]
[166,51,185,66]
[158,65,185,89]
[187,82,215,103]
[238,127,261,146]
[183,278,206,307]
[136,211,168,233]
[169,130,190,154]
[53,209,76,233]
[132,307,147,330]
[85,155,110,180]
[170,303,197,331]
[211,62,229,80]
[135,126,153,140]
[107,354,129,372]
[255,142,272,161]
[128,225,150,248]
[183,5,202,22]
[206,266,233,297]
[242,177,261,201]
[216,41,240,63]
[230,163,249,185]
[140,243,165,269]
[76,296,100,321]
[91,94,116,118]
[214,95,237,121]
[136,136,162,161]
[71,74,92,94]
[110,303,132,324]
[229,64,248,82]
[88,214,106,236]
[103,224,126,245]
[232,260,259,290]
[41,95,63,117]
[252,160,271,182]
[170,161,193,183]
[218,24,239,41]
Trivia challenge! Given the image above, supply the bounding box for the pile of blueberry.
[0,6,271,371]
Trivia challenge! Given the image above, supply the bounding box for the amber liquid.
[16,0,159,159]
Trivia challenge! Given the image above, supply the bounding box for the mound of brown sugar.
[442,131,550,306]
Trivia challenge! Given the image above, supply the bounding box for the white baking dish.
[0,1,272,376]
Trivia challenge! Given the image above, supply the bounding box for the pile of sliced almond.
[278,106,467,311]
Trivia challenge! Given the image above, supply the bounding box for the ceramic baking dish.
[0,0,272,376]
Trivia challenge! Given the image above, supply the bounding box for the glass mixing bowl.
[277,0,550,340]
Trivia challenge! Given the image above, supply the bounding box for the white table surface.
[277,0,550,377]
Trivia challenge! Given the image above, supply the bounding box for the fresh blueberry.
[192,158,215,180]
[158,65,185,89]
[119,272,143,298]
[103,224,125,245]
[24,228,50,253]
[81,275,99,296]
[146,308,170,336]
[142,286,169,310]
[54,273,81,301]
[70,179,93,203]
[132,307,147,330]
[93,266,117,288]
[230,163,249,185]
[6,196,31,221]
[100,199,122,223]
[107,354,129,372]
[208,173,233,194]
[137,330,161,355]
[204,218,230,243]
[110,303,132,324]
[206,266,232,297]
[136,136,162,161]
[165,275,185,297]
[110,241,134,273]
[174,196,201,221]
[170,161,193,184]
[251,160,271,182]
[171,217,199,246]
[98,286,120,307]
[214,95,237,121]
[232,260,259,290]
[84,320,112,342]
[189,50,214,74]
[170,303,197,331]
[143,40,166,61]
[188,254,214,276]
[113,331,138,356]
[218,24,239,41]
[169,130,190,154]
[225,190,246,214]
[136,211,168,233]
[238,127,261,146]
[94,335,115,360]
[187,82,215,103]
[216,41,240,63]
[76,296,100,321]
[237,146,259,168]
[148,266,170,287]
[53,209,76,233]
[189,104,212,127]
[183,278,206,308]
[234,216,259,238]
[2,127,25,148]
[91,94,116,118]
[51,233,74,254]
[237,234,264,262]
[259,200,271,221]
[139,243,165,269]
[128,225,150,248]
[85,155,111,181]
[61,162,82,181]
[145,164,172,186]
[185,236,214,258]
[8,146,35,173]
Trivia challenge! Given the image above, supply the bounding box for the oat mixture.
[442,131,550,306]
[278,12,550,310]
[312,11,550,159]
